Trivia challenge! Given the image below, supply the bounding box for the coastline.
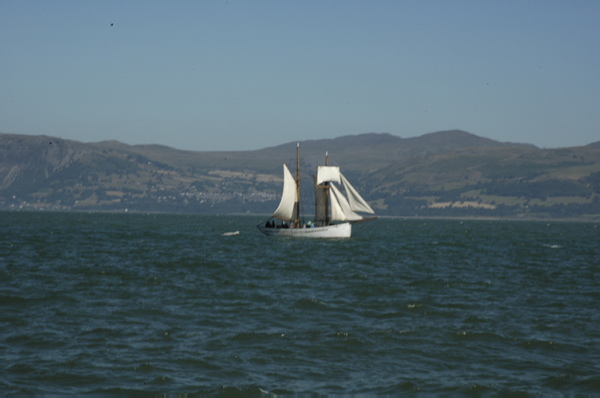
[2,208,598,223]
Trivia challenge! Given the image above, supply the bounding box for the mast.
[296,143,300,227]
[325,151,329,225]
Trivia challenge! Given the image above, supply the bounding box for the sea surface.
[1,212,599,395]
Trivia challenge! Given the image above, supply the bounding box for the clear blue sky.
[2,0,599,151]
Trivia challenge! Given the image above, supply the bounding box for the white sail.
[317,166,341,185]
[330,184,362,221]
[341,173,375,214]
[272,163,297,221]
[329,184,345,222]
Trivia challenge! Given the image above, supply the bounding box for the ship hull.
[257,222,351,238]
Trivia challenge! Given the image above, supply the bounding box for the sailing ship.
[257,143,377,238]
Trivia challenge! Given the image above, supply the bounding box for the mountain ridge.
[1,130,599,219]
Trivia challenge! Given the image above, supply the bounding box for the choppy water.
[1,212,599,395]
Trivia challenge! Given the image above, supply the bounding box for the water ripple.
[1,213,599,395]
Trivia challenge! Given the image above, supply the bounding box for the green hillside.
[366,145,600,219]
[1,131,599,220]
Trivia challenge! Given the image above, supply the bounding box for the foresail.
[317,166,341,185]
[341,173,375,214]
[272,163,297,221]
[329,185,345,222]
[330,184,362,221]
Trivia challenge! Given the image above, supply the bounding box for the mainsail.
[272,163,298,222]
[313,175,327,224]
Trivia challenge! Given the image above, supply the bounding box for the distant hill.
[587,141,600,149]
[255,130,536,174]
[1,130,599,220]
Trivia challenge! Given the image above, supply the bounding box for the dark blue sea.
[1,212,599,395]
